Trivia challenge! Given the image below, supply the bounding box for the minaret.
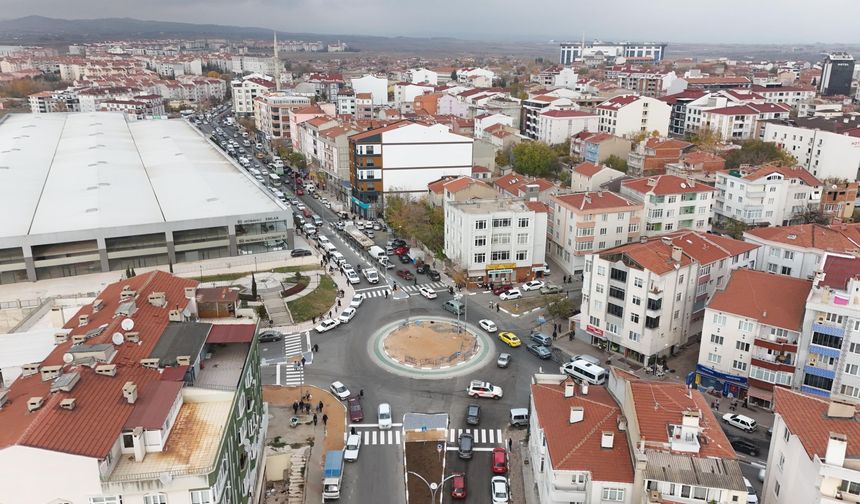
[273,31,281,91]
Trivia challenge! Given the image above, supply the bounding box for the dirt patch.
[384,321,477,367]
[405,441,445,504]
[263,385,346,453]
[499,294,561,315]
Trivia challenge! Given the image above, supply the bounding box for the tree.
[795,207,831,225]
[287,152,307,170]
[251,272,258,299]
[605,155,628,173]
[511,141,559,178]
[724,140,796,169]
[721,217,750,239]
[688,127,722,151]
[450,70,458,81]
[547,297,575,321]
[206,70,221,79]
[494,149,510,167]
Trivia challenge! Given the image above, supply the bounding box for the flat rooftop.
[0,113,286,240]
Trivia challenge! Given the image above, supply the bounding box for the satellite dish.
[62,353,74,364]
[121,318,134,331]
[111,332,124,345]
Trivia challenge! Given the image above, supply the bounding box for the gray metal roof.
[148,322,210,367]
[643,450,746,492]
[403,412,448,431]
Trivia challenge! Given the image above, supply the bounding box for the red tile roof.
[540,109,596,118]
[525,201,549,213]
[553,191,640,212]
[708,269,811,331]
[773,387,860,459]
[531,380,634,482]
[495,173,556,196]
[739,164,822,187]
[820,255,860,290]
[195,286,239,304]
[596,94,640,110]
[206,324,256,344]
[745,224,860,253]
[124,381,183,430]
[622,175,715,196]
[428,175,460,194]
[572,162,603,177]
[600,232,755,274]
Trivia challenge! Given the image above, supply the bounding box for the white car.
[744,477,758,504]
[339,307,357,323]
[315,319,340,333]
[346,270,360,285]
[350,294,365,308]
[491,476,510,504]
[378,402,393,430]
[499,288,522,301]
[479,319,498,333]
[467,380,503,399]
[330,381,350,400]
[419,286,437,299]
[344,433,361,461]
[521,280,545,291]
[722,413,757,433]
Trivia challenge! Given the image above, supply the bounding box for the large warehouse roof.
[0,113,285,239]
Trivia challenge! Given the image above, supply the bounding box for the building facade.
[713,165,822,227]
[620,175,714,236]
[253,92,312,140]
[596,95,671,138]
[231,74,276,115]
[762,117,860,181]
[819,52,856,96]
[559,42,667,64]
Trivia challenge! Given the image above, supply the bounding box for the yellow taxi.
[498,331,522,348]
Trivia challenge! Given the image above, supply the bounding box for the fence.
[0,291,99,311]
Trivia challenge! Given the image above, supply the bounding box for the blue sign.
[351,196,370,209]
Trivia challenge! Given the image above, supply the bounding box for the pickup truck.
[322,450,344,500]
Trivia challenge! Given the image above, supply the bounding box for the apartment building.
[626,137,693,177]
[819,52,856,96]
[620,175,714,236]
[427,175,496,208]
[474,112,513,141]
[559,41,667,65]
[336,89,356,115]
[231,73,275,115]
[713,164,823,227]
[699,102,790,140]
[522,92,576,139]
[571,131,632,164]
[444,198,548,284]
[570,162,626,192]
[535,109,598,145]
[350,74,388,105]
[253,92,312,140]
[764,388,860,504]
[749,84,816,110]
[762,117,860,181]
[0,271,266,504]
[318,125,361,204]
[596,94,671,138]
[660,89,707,137]
[578,232,757,364]
[614,69,685,98]
[744,223,860,280]
[349,121,473,218]
[494,174,560,203]
[547,191,643,276]
[664,151,726,184]
[695,269,812,409]
[529,376,634,504]
[821,181,859,222]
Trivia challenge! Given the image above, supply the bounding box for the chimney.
[686,176,695,188]
[640,236,648,244]
[147,292,166,308]
[661,236,672,246]
[78,314,89,327]
[564,382,575,398]
[601,431,614,448]
[168,309,183,322]
[827,400,856,419]
[122,381,138,404]
[671,245,683,263]
[132,426,146,462]
[184,287,196,299]
[646,177,657,187]
[825,432,848,468]
[27,396,45,412]
[682,409,701,428]
[581,382,589,395]
[92,299,104,312]
[59,398,76,410]
[569,406,584,424]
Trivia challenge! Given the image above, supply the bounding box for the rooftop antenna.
[273,31,281,91]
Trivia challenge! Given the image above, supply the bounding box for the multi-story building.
[99,96,166,119]
[336,88,356,115]
[614,69,685,98]
[231,73,275,115]
[253,92,312,140]
[318,125,361,204]
[659,88,707,137]
[474,112,513,141]
[570,162,626,192]
[529,375,634,504]
[559,41,667,64]
[0,271,266,504]
[355,92,374,120]
[349,121,473,218]
[698,102,791,140]
[578,231,757,363]
[521,92,576,139]
[494,174,559,203]
[28,89,81,113]
[819,52,856,96]
[596,95,671,138]
[744,223,860,280]
[821,181,859,223]
[696,268,811,409]
[713,164,822,227]
[749,84,816,110]
[570,131,632,164]
[626,137,693,177]
[764,387,860,504]
[664,151,726,184]
[350,74,388,106]
[762,117,860,181]
[444,198,548,283]
[685,76,751,91]
[620,175,714,236]
[535,109,598,145]
[547,191,642,276]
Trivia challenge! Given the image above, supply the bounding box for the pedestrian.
[322,414,328,425]
[300,356,306,367]
[385,290,388,299]
[359,388,364,397]
[507,438,512,451]
[317,400,323,412]
[312,315,316,324]
[313,343,319,352]
[496,304,500,313]
[292,401,299,414]
[337,299,341,308]
[298,400,305,412]
[305,403,311,414]
[553,329,558,339]
[413,277,417,286]
[351,426,356,435]
[293,361,299,371]
[569,332,574,341]
[313,413,318,425]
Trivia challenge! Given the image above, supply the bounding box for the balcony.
[804,364,837,380]
[809,343,842,359]
[813,322,845,338]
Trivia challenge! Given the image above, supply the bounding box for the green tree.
[450,70,458,81]
[511,141,559,178]
[721,217,750,239]
[688,127,722,150]
[724,140,796,169]
[604,155,628,173]
[287,152,307,170]
[547,297,575,321]
[494,149,510,167]
[794,207,830,225]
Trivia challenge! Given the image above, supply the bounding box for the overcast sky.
[4,0,860,44]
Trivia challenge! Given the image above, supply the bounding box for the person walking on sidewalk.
[322,414,328,426]
[507,438,513,451]
[313,413,318,426]
[317,400,323,412]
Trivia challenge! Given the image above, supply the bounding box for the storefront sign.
[486,263,516,271]
[351,196,370,209]
[586,324,604,337]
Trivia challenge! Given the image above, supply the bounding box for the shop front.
[692,364,748,399]
[486,263,515,284]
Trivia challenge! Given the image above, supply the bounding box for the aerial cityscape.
[1,2,860,503]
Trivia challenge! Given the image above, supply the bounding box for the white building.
[762,117,860,181]
[252,92,312,140]
[699,102,790,140]
[231,73,275,115]
[536,110,598,145]
[620,175,714,236]
[457,67,495,88]
[714,164,822,226]
[350,74,388,106]
[744,223,860,280]
[578,231,757,363]
[474,113,513,141]
[547,191,643,276]
[570,162,626,192]
[596,95,671,138]
[696,268,811,409]
[559,41,667,64]
[750,84,816,110]
[444,198,548,284]
[393,82,433,109]
[336,90,356,115]
[407,68,438,85]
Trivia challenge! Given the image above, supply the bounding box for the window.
[784,250,794,260]
[692,487,708,500]
[673,309,680,320]
[846,363,860,376]
[597,266,606,276]
[475,220,487,230]
[491,234,511,245]
[736,341,750,352]
[578,227,595,236]
[713,313,726,326]
[629,330,641,342]
[517,233,529,245]
[599,227,607,235]
[610,268,627,282]
[647,298,662,311]
[589,316,600,326]
[518,217,530,227]
[616,226,624,233]
[474,253,486,264]
[850,342,860,354]
[144,495,167,504]
[710,334,724,345]
[608,303,624,318]
[90,498,122,504]
[732,360,748,371]
[708,353,721,364]
[630,313,640,323]
[769,248,780,257]
[602,488,625,501]
[739,320,754,332]
[474,236,486,247]
[632,296,642,306]
[841,384,860,399]
[596,284,604,293]
[633,277,644,288]
[606,322,619,334]
[575,241,593,251]
[492,218,511,228]
[190,490,213,504]
[783,426,790,442]
[825,312,845,324]
[781,266,792,276]
[122,431,134,449]
[598,241,606,249]
[840,481,860,496]
[775,481,781,497]
[609,286,625,300]
[515,250,528,261]
[491,251,510,261]
[767,263,778,273]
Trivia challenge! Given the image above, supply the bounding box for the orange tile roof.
[745,224,860,253]
[531,381,634,482]
[707,269,811,331]
[668,231,758,266]
[349,120,412,142]
[525,201,549,213]
[442,176,492,194]
[622,175,715,196]
[774,387,860,459]
[644,137,692,150]
[739,164,822,187]
[553,191,640,212]
[428,175,460,194]
[572,162,603,177]
[599,232,755,274]
[495,173,556,196]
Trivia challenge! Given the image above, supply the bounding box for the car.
[539,283,563,295]
[396,269,415,280]
[730,438,760,457]
[330,381,350,400]
[744,477,759,504]
[428,270,441,281]
[378,403,393,430]
[338,307,357,323]
[467,380,503,399]
[345,270,360,285]
[398,254,412,264]
[457,432,474,459]
[258,331,282,343]
[722,413,757,433]
[522,280,545,291]
[450,472,466,499]
[498,332,522,348]
[492,447,508,474]
[347,396,364,422]
[291,248,312,257]
[419,286,437,299]
[497,352,511,368]
[393,245,410,256]
[466,404,480,425]
[372,221,383,231]
[479,319,498,333]
[492,284,513,295]
[344,433,361,462]
[490,476,510,504]
[526,343,552,359]
[416,264,430,274]
[363,229,375,238]
[315,319,340,333]
[350,294,365,308]
[389,238,407,248]
[499,289,522,301]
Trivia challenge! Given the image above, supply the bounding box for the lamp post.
[407,471,459,504]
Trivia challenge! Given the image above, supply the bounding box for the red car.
[347,396,364,422]
[450,472,466,499]
[492,447,508,474]
[492,284,513,296]
[396,269,415,281]
[393,245,410,256]
[296,188,305,195]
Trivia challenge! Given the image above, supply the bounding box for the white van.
[368,245,386,261]
[363,268,379,284]
[560,359,607,385]
[330,251,346,266]
[302,223,317,235]
[323,242,337,254]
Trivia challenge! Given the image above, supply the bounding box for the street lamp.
[407,471,459,504]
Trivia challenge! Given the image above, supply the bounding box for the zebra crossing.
[449,427,504,446]
[345,426,504,447]
[277,332,306,386]
[358,281,449,299]
[283,332,304,358]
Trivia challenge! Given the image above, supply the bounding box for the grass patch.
[499,294,562,315]
[287,275,337,322]
[272,264,319,273]
[197,264,319,283]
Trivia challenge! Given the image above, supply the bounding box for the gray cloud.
[3,0,860,44]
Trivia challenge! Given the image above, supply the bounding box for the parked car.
[378,403,393,430]
[347,396,364,422]
[450,472,467,499]
[521,280,545,291]
[466,404,481,425]
[350,294,365,308]
[258,331,282,343]
[496,353,511,368]
[723,413,757,433]
[499,289,522,301]
[330,381,350,400]
[526,343,552,359]
[744,477,759,504]
[398,254,412,264]
[539,283,563,295]
[457,432,474,459]
[344,433,361,461]
[389,238,407,248]
[492,284,513,296]
[498,332,521,348]
[315,319,340,333]
[416,264,430,274]
[338,307,357,323]
[393,245,410,256]
[396,269,415,280]
[291,248,312,257]
[419,286,437,299]
[428,270,441,281]
[490,476,510,504]
[731,438,760,457]
[467,380,503,399]
[479,319,498,332]
[492,448,508,474]
[345,270,361,285]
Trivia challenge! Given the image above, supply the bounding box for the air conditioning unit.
[124,332,140,343]
[95,364,117,377]
[140,358,160,369]
[59,398,76,410]
[27,396,45,412]
[122,381,138,404]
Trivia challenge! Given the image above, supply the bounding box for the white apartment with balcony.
[231,73,275,115]
[547,191,643,276]
[714,164,823,227]
[762,117,860,181]
[596,94,671,138]
[620,175,714,236]
[253,92,312,140]
[698,102,791,140]
[695,268,811,409]
[744,223,860,280]
[536,110,598,145]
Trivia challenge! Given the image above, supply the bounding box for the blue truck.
[322,450,344,500]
